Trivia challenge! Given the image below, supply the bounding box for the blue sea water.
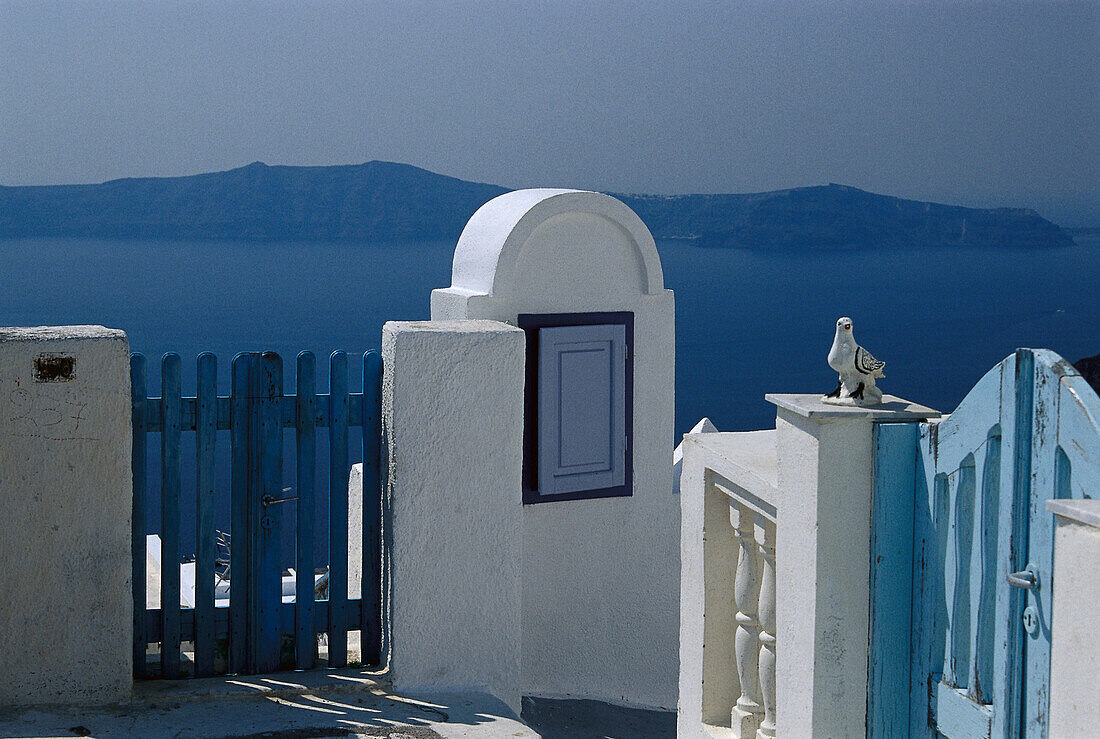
[2,236,1098,558]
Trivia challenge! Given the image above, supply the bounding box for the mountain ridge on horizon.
[0,160,1075,249]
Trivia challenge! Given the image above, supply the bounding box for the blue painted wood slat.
[138,393,366,432]
[361,350,383,666]
[295,351,317,670]
[255,352,284,673]
[130,354,148,679]
[970,432,1001,704]
[867,421,918,737]
[947,460,976,689]
[1000,348,1034,736]
[229,353,251,674]
[328,351,349,667]
[160,353,182,678]
[194,352,217,676]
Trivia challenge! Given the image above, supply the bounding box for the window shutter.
[537,323,627,495]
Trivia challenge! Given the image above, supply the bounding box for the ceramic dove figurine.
[824,316,885,405]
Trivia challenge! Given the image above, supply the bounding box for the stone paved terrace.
[0,668,675,738]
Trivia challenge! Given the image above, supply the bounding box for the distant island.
[0,160,1075,249]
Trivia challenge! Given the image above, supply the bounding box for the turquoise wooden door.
[870,348,1100,737]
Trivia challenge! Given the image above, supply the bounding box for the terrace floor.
[0,668,675,738]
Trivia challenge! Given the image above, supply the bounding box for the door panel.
[906,349,1100,738]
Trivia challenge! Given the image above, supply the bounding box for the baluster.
[756,520,776,739]
[731,501,764,736]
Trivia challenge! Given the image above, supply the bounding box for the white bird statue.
[824,316,885,405]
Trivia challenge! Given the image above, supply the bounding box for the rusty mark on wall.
[34,354,75,382]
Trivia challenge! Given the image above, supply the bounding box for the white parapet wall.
[431,189,678,709]
[1047,499,1100,736]
[678,393,938,738]
[383,319,526,712]
[0,325,132,706]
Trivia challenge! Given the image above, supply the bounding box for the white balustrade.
[730,501,764,736]
[680,396,939,739]
[756,522,777,739]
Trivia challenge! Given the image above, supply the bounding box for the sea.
[2,235,1098,558]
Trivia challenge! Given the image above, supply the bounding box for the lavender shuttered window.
[520,313,633,504]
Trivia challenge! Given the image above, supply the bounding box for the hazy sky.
[1,1,1097,225]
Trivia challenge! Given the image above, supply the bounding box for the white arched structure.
[432,189,666,319]
[430,189,679,711]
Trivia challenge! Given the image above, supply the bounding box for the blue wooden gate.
[870,348,1100,737]
[130,350,383,678]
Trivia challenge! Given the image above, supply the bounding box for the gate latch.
[1007,564,1040,590]
[262,488,298,507]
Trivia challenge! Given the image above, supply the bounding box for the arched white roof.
[448,189,664,297]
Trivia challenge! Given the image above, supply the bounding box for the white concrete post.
[767,393,938,738]
[1046,499,1100,737]
[0,326,132,706]
[383,320,525,713]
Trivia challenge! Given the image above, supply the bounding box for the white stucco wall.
[431,189,678,709]
[383,320,526,712]
[1047,500,1100,736]
[678,434,742,734]
[0,325,132,705]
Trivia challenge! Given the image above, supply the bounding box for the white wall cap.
[1047,499,1100,529]
[448,188,664,297]
[674,417,718,465]
[685,430,779,516]
[766,393,940,421]
[0,325,127,341]
[383,319,524,336]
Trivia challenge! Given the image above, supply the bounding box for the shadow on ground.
[521,697,675,739]
[0,670,533,739]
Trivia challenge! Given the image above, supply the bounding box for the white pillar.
[730,502,763,736]
[768,393,937,738]
[1047,500,1100,737]
[756,520,777,739]
[0,326,132,706]
[383,320,525,713]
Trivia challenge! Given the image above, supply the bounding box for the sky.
[1,0,1097,226]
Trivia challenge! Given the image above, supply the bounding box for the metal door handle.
[1007,564,1039,590]
[261,493,298,507]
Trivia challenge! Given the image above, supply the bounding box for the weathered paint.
[254,352,282,673]
[294,351,317,670]
[892,348,1098,737]
[194,352,217,676]
[328,351,350,668]
[229,353,250,673]
[160,353,182,678]
[867,421,918,737]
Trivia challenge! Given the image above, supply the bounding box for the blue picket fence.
[130,350,383,678]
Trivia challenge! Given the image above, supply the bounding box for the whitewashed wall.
[1047,500,1100,736]
[432,190,678,709]
[0,326,132,705]
[383,320,526,712]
